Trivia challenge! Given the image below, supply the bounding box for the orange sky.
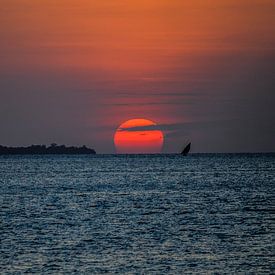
[2,0,274,72]
[0,0,274,152]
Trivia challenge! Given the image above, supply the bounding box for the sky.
[0,0,274,153]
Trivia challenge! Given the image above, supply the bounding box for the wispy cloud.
[118,119,239,138]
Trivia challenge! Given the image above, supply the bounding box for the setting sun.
[114,119,164,154]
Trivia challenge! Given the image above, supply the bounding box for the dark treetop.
[0,144,96,155]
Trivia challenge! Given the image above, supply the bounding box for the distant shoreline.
[0,144,96,155]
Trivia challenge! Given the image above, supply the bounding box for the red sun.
[114,118,164,154]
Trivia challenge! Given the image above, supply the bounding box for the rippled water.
[1,154,274,274]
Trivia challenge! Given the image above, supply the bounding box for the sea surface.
[1,154,274,274]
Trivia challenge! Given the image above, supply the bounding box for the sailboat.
[181,142,191,156]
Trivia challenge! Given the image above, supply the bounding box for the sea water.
[1,154,274,274]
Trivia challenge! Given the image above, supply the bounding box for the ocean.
[1,154,274,274]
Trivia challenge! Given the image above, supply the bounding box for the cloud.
[109,101,194,106]
[118,119,240,137]
[118,120,223,132]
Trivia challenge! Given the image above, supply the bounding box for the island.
[0,144,96,155]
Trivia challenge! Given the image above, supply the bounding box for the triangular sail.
[181,142,191,155]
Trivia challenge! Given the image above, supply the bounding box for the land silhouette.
[0,144,96,155]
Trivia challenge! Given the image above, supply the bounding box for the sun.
[114,118,164,154]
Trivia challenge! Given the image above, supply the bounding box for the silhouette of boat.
[181,142,191,156]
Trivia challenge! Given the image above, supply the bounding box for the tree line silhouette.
[0,144,96,155]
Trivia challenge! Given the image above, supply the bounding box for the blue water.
[1,154,274,274]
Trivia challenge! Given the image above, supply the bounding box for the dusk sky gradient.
[0,0,274,153]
